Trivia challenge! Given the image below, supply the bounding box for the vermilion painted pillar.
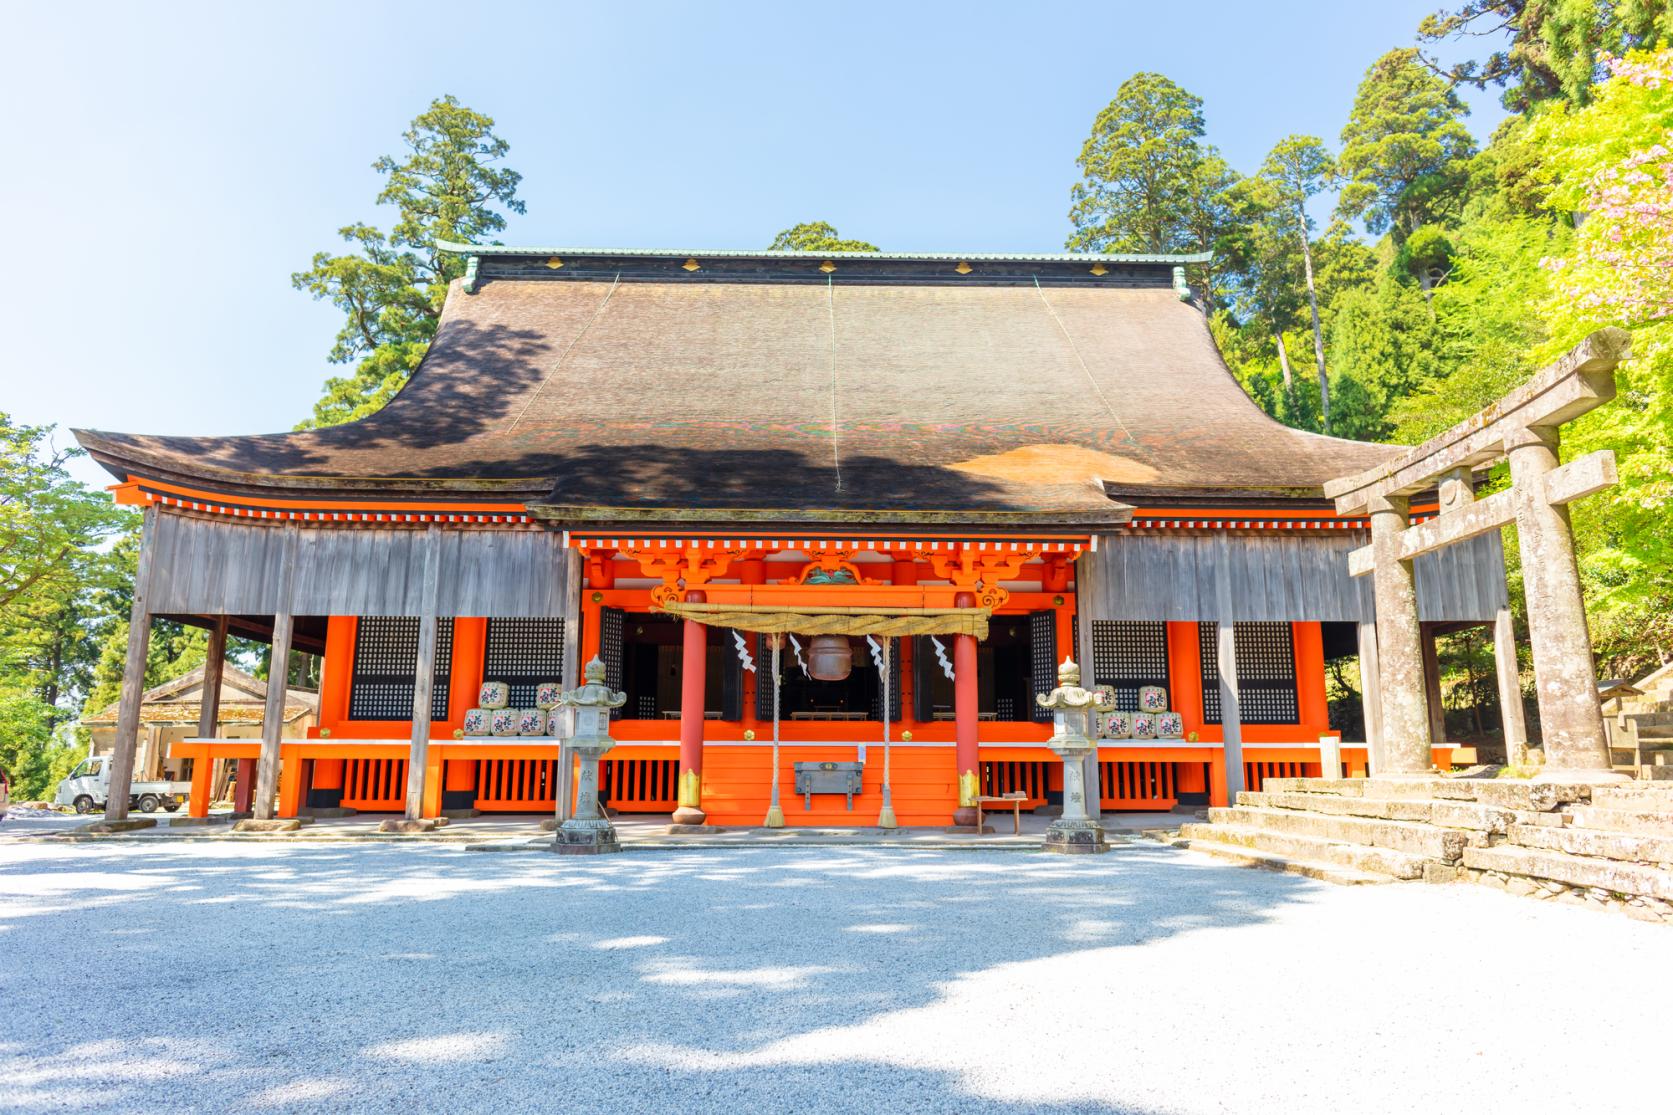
[673,589,709,825]
[233,758,256,815]
[953,590,980,826]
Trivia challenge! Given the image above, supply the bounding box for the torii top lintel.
[1324,328,1631,517]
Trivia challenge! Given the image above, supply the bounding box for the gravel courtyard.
[0,838,1665,1114]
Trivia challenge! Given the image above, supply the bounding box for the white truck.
[55,756,189,815]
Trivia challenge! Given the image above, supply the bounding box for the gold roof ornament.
[954,260,973,275]
[682,257,701,272]
[545,257,564,270]
[819,260,836,274]
[1089,262,1108,276]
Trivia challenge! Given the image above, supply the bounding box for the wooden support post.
[1493,607,1529,768]
[197,616,229,811]
[105,505,158,822]
[403,525,443,821]
[1213,542,1245,803]
[1421,624,1448,745]
[1357,620,1382,775]
[562,548,583,688]
[253,613,293,820]
[672,589,709,825]
[952,590,980,826]
[198,616,228,739]
[1505,425,1617,778]
[187,750,213,818]
[1368,494,1433,776]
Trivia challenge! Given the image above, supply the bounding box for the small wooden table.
[975,791,1028,834]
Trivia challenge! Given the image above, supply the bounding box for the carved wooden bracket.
[619,547,749,606]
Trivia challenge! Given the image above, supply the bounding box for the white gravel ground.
[0,839,1665,1115]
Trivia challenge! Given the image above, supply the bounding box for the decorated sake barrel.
[535,682,564,710]
[1138,686,1169,713]
[546,709,567,737]
[1156,711,1184,739]
[1101,711,1131,739]
[517,708,546,736]
[461,708,492,737]
[1131,712,1156,740]
[479,681,510,710]
[490,709,519,737]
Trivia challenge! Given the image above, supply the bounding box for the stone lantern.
[552,655,627,855]
[1036,657,1111,854]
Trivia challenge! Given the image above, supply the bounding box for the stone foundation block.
[1043,819,1108,854]
[76,818,157,834]
[233,818,304,833]
[1244,790,1434,822]
[377,818,445,834]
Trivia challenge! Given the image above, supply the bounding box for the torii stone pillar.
[1367,493,1433,776]
[1505,424,1615,778]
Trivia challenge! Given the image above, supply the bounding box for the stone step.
[1507,822,1673,865]
[1592,784,1673,811]
[1462,844,1673,901]
[1266,776,1585,812]
[1179,822,1430,880]
[1208,806,1474,861]
[1565,806,1673,837]
[1239,789,1435,822]
[1172,838,1399,886]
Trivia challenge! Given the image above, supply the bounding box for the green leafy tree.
[1337,48,1477,240]
[1257,136,1338,429]
[768,222,879,252]
[0,417,125,614]
[1418,0,1673,111]
[293,96,525,428]
[1068,73,1210,253]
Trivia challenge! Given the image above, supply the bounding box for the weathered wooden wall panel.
[1078,531,1505,624]
[147,512,574,618]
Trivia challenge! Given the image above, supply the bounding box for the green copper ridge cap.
[436,240,1213,265]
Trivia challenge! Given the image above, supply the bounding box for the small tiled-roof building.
[81,665,317,782]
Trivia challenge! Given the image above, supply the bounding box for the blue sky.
[4,1,1507,488]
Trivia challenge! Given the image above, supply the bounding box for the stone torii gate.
[1327,328,1631,783]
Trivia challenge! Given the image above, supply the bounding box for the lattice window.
[1199,622,1299,725]
[483,618,565,709]
[348,617,453,721]
[1088,621,1170,711]
[599,607,624,720]
[1030,610,1058,723]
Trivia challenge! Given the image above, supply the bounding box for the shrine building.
[75,247,1510,827]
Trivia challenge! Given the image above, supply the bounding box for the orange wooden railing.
[1099,761,1177,810]
[1243,761,1322,792]
[476,759,561,811]
[601,758,679,812]
[980,761,1051,809]
[342,758,407,812]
